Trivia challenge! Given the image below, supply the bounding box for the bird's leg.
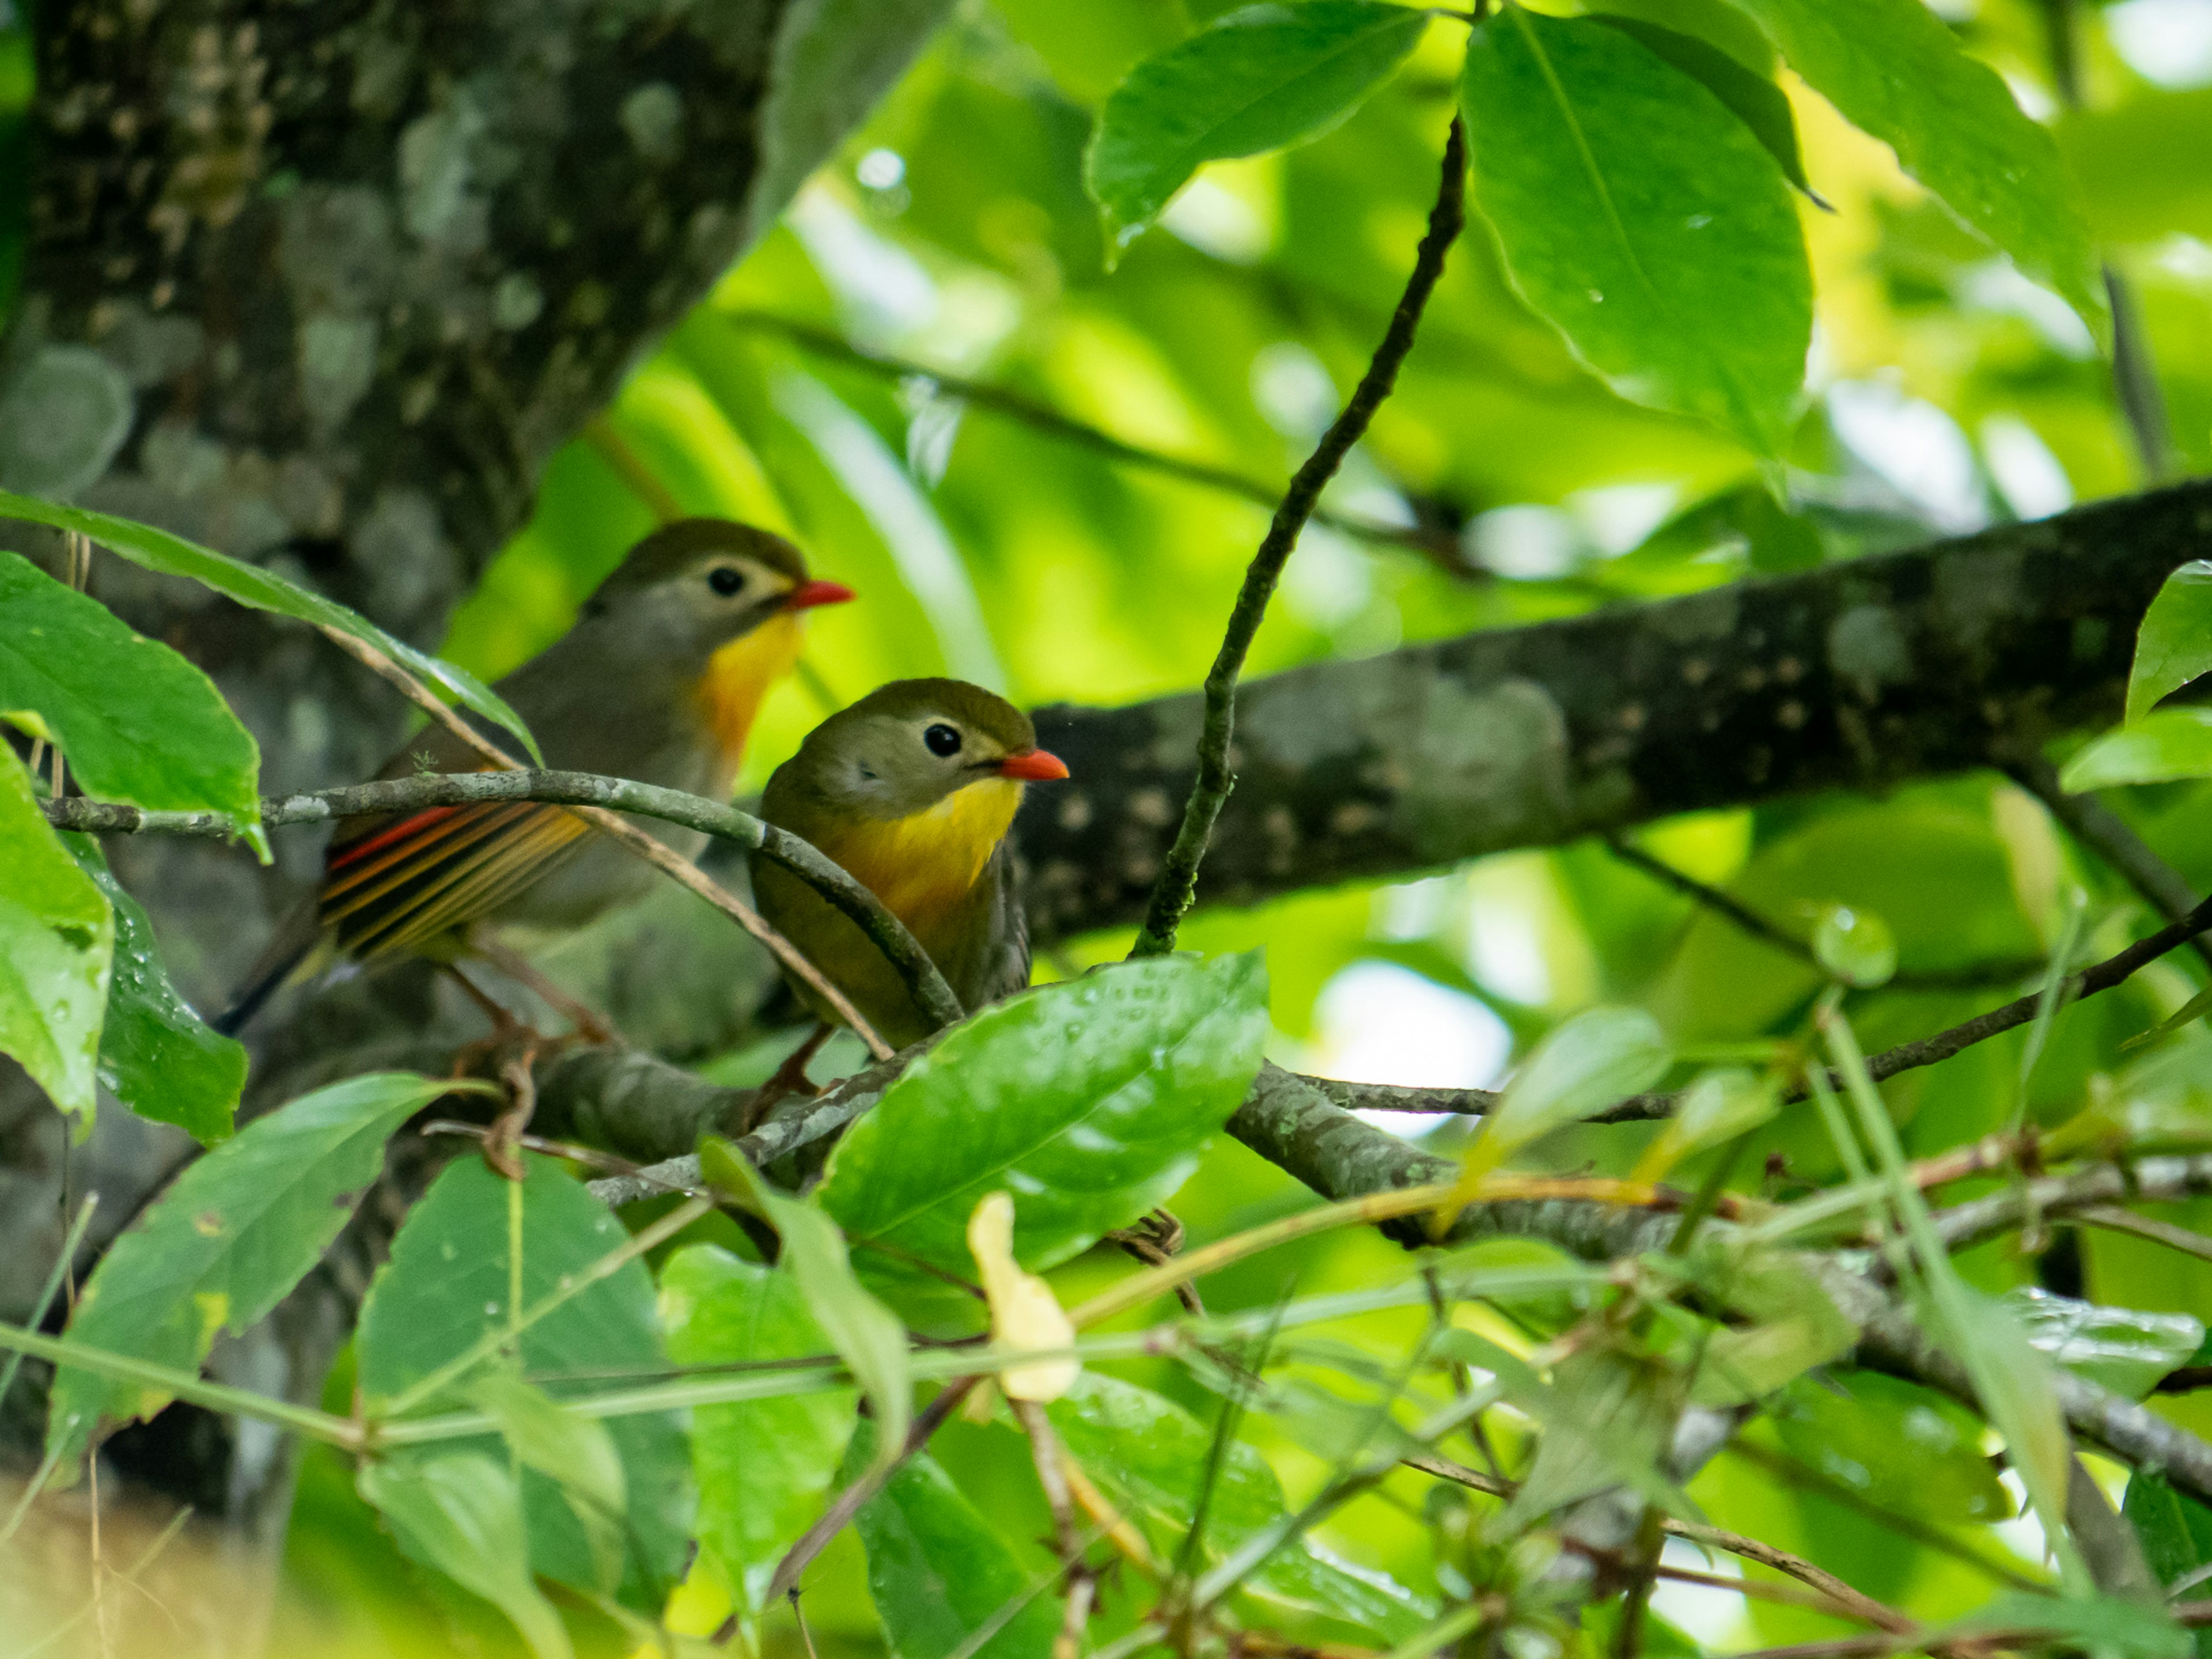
[470,936,625,1047]
[482,1039,541,1182]
[444,961,543,1079]
[743,1022,836,1130]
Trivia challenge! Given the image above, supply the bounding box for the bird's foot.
[469,937,626,1049]
[738,1023,835,1132]
[1104,1207,1201,1316]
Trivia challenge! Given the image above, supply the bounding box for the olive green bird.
[215,518,854,1034]
[749,679,1069,1075]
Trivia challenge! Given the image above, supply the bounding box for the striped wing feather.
[319,801,590,959]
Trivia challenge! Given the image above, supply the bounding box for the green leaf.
[699,1140,910,1477]
[1461,1005,1671,1187]
[1718,0,2108,344]
[1812,902,1897,988]
[1633,1066,1779,1181]
[1460,9,1812,455]
[0,747,112,1120]
[1086,0,1428,253]
[1687,1248,1857,1404]
[2061,707,2212,791]
[1502,1347,1691,1526]
[0,488,541,764]
[1586,14,1814,197]
[355,1155,691,1608]
[2130,562,2212,724]
[2126,1469,2212,1619]
[660,1245,856,1622]
[46,1072,453,1466]
[463,1368,629,1596]
[0,550,261,836]
[2002,1287,2206,1402]
[845,1422,1061,1659]
[1768,1372,2012,1524]
[61,834,243,1144]
[359,1452,574,1659]
[1049,1373,1430,1637]
[1945,1591,2188,1659]
[815,953,1269,1279]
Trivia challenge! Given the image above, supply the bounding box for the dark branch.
[1022,479,2212,942]
[1131,116,1468,957]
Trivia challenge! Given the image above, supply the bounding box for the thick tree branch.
[1022,480,2212,941]
[1131,117,1468,957]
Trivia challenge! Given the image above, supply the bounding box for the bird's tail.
[211,902,329,1036]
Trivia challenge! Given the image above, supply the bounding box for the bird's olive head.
[579,518,853,658]
[794,677,1069,820]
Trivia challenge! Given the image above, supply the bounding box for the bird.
[214,517,854,1035]
[748,677,1069,1084]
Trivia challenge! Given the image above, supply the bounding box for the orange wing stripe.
[335,807,590,960]
[327,805,463,873]
[322,806,523,915]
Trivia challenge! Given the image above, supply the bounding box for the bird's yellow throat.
[696,613,806,781]
[817,778,1025,942]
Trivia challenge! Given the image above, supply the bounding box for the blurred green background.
[61,0,2207,1649]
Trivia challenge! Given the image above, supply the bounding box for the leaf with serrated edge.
[47,1072,456,1466]
[816,953,1268,1279]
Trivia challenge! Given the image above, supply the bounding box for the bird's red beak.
[785,578,856,612]
[999,747,1070,782]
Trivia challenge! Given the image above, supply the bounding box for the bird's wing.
[965,840,1035,1009]
[319,798,592,959]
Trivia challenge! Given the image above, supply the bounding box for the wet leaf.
[0,748,111,1121]
[2003,1286,2205,1401]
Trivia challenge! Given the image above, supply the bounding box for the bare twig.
[718,310,1482,577]
[1601,835,2041,989]
[1131,116,1467,958]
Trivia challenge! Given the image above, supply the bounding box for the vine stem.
[1129,116,1468,958]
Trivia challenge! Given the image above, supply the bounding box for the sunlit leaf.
[1460,7,1811,454]
[1086,0,1429,253]
[0,748,112,1121]
[355,1155,691,1607]
[2003,1287,2205,1402]
[967,1191,1078,1402]
[1944,1590,2187,1659]
[815,953,1268,1281]
[700,1138,911,1475]
[0,488,541,763]
[661,1245,855,1623]
[359,1452,574,1659]
[1586,14,1814,197]
[2061,707,2212,791]
[1633,1066,1780,1181]
[61,834,243,1144]
[1687,1248,1857,1404]
[2127,562,2212,723]
[1503,1347,1690,1525]
[1721,0,2108,343]
[0,551,261,838]
[47,1072,457,1467]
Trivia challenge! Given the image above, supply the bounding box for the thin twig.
[2074,1204,2212,1265]
[1602,835,2041,989]
[1013,1399,1097,1659]
[46,766,961,1035]
[718,310,1483,577]
[1131,117,1467,958]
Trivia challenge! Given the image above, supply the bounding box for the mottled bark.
[1022,479,2212,937]
[0,0,953,1545]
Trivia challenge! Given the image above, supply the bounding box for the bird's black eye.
[923,722,963,757]
[707,565,747,597]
